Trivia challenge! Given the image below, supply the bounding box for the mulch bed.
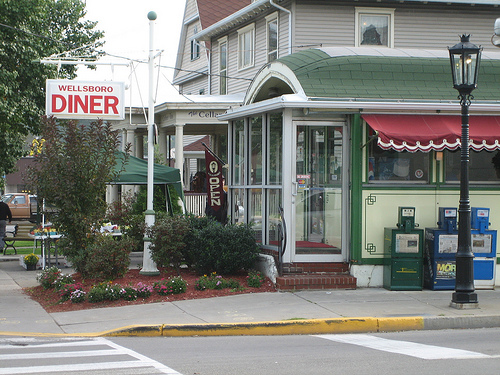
[24,267,276,313]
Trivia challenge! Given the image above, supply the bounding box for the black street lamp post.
[448,34,482,308]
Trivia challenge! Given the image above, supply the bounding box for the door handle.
[292,181,298,196]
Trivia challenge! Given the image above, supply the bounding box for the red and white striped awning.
[362,114,500,152]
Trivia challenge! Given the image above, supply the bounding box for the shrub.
[153,277,187,295]
[135,282,153,298]
[36,266,61,289]
[149,215,190,274]
[69,289,86,303]
[87,282,122,303]
[59,282,83,302]
[84,235,134,280]
[247,270,266,288]
[190,221,259,275]
[195,272,241,291]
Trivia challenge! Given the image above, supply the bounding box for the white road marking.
[315,334,492,360]
[0,337,182,374]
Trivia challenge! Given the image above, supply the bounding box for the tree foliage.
[0,0,103,175]
[26,116,126,273]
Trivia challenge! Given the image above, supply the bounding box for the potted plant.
[23,253,39,270]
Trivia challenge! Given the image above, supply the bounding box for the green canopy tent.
[110,151,184,212]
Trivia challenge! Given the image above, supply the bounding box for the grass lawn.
[6,241,40,255]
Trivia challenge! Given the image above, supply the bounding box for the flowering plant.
[36,266,61,289]
[23,253,39,266]
[135,282,153,298]
[30,226,58,236]
[59,282,84,302]
[195,272,241,291]
[120,286,138,301]
[247,270,266,288]
[87,282,122,303]
[153,277,187,295]
[70,289,86,303]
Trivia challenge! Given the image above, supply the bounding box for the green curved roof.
[276,48,500,102]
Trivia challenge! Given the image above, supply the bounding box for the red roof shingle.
[197,0,251,29]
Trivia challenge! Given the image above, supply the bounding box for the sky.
[76,0,187,107]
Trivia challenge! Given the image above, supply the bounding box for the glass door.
[294,123,346,262]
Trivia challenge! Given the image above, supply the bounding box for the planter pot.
[26,264,37,271]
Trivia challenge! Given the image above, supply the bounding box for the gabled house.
[119,0,500,289]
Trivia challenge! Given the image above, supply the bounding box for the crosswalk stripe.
[0,337,182,375]
[314,334,491,360]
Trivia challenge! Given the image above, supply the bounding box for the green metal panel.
[384,259,423,291]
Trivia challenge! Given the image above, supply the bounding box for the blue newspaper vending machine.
[425,207,497,290]
[471,208,497,289]
[424,208,458,290]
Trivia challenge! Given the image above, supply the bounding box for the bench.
[3,224,18,255]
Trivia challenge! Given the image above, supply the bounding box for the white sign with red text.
[46,80,125,120]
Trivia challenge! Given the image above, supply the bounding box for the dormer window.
[355,8,394,48]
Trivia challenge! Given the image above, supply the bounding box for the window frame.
[218,37,228,95]
[190,26,200,61]
[266,12,279,63]
[237,23,255,70]
[355,7,395,48]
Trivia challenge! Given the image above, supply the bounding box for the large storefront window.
[445,150,500,183]
[368,143,429,183]
[232,119,245,185]
[230,113,283,248]
[250,116,263,185]
[268,113,282,185]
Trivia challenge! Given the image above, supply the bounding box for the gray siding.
[294,3,354,49]
[208,4,291,96]
[294,1,499,51]
[178,0,500,97]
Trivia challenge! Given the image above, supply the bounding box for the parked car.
[1,193,39,222]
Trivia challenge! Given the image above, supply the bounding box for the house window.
[266,14,278,62]
[355,8,394,48]
[190,26,200,60]
[238,24,255,70]
[219,37,228,95]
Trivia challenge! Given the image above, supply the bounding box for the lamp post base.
[450,292,479,309]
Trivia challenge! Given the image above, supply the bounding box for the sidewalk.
[2,255,500,337]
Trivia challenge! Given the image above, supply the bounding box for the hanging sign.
[45,80,125,120]
[205,149,225,213]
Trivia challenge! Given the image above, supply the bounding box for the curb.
[101,317,425,337]
[2,315,500,338]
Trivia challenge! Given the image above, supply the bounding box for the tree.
[0,0,103,175]
[27,116,127,274]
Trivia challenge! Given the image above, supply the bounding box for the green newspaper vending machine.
[383,207,424,291]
